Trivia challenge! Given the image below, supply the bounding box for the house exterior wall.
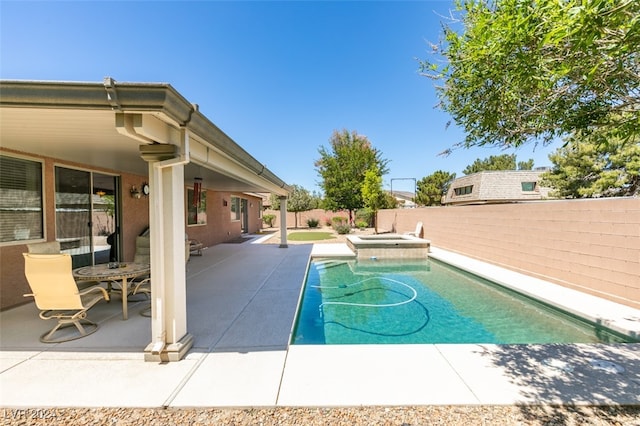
[185,190,262,246]
[378,198,640,309]
[0,148,263,310]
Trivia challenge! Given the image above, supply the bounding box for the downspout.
[105,76,195,356]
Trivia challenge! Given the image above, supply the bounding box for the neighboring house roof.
[443,170,551,205]
[0,78,290,196]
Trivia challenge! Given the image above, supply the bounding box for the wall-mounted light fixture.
[130,185,141,199]
[223,199,228,207]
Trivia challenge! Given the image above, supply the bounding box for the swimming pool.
[291,258,632,345]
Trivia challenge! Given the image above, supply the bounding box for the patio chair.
[186,234,203,257]
[404,222,424,239]
[128,236,152,316]
[27,241,61,254]
[28,241,102,290]
[128,236,151,295]
[133,235,151,264]
[23,253,109,343]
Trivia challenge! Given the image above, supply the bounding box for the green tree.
[361,166,386,233]
[462,154,518,175]
[315,129,389,224]
[381,192,398,210]
[415,170,457,206]
[517,159,535,170]
[287,185,313,228]
[310,190,324,210]
[269,192,281,211]
[421,0,640,152]
[270,185,314,228]
[541,138,640,198]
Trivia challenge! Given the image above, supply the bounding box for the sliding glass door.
[55,167,120,268]
[92,173,119,264]
[241,198,249,233]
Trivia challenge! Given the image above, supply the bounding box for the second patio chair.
[27,241,61,254]
[404,222,424,239]
[23,253,109,343]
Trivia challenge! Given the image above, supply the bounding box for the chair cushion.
[133,236,150,264]
[27,241,61,254]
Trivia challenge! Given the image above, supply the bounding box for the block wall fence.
[267,198,639,309]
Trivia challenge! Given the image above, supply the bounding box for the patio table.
[73,263,150,320]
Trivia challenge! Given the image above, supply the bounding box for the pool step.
[314,260,348,270]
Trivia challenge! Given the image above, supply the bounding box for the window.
[521,182,537,192]
[230,196,240,221]
[187,187,207,225]
[453,185,473,196]
[0,154,44,243]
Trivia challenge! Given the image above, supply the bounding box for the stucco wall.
[0,150,264,310]
[186,191,262,247]
[0,150,151,310]
[378,198,640,309]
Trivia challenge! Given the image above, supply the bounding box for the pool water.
[291,258,630,345]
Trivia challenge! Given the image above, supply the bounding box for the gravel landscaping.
[4,405,639,425]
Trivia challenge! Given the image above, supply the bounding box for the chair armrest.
[76,280,101,291]
[79,285,110,301]
[132,277,151,295]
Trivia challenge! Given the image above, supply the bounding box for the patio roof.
[0,78,290,195]
[1,78,293,361]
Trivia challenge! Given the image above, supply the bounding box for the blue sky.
[1,0,559,194]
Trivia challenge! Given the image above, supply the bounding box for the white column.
[279,195,288,248]
[144,160,193,362]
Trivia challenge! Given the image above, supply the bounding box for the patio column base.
[144,333,194,362]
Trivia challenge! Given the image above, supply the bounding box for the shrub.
[307,218,320,228]
[331,216,347,228]
[334,223,351,235]
[262,214,276,227]
[355,209,373,227]
[355,220,368,230]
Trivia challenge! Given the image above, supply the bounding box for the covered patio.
[0,237,311,406]
[0,78,291,361]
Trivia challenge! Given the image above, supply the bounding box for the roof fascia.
[0,79,290,194]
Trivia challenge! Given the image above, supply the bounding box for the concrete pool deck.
[1,239,639,408]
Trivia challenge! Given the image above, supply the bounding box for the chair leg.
[40,319,99,343]
[140,304,152,317]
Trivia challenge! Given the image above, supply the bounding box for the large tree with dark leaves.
[415,170,457,206]
[542,137,640,197]
[421,0,640,153]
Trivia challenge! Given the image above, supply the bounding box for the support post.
[279,195,288,248]
[141,137,193,362]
